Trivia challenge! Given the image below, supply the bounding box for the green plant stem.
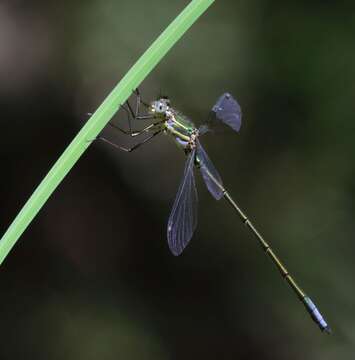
[0,0,215,265]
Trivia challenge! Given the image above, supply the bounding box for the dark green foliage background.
[0,0,354,358]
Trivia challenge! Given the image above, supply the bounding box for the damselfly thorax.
[149,98,199,152]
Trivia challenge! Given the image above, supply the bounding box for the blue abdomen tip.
[303,297,331,334]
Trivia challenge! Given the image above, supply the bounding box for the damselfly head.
[149,97,170,115]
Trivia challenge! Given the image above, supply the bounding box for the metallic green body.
[167,110,196,142]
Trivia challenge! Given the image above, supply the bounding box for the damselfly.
[95,89,330,334]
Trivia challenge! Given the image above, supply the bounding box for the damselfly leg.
[108,88,155,136]
[94,88,163,152]
[127,88,154,121]
[98,129,163,153]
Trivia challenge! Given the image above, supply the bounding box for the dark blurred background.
[0,0,354,358]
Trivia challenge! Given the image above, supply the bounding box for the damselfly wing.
[196,139,224,200]
[167,149,198,256]
[211,92,242,132]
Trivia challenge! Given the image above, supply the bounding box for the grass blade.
[0,0,215,265]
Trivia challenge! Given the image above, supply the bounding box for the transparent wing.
[211,92,242,132]
[167,150,198,256]
[196,140,224,200]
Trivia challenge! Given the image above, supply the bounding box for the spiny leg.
[87,87,151,125]
[97,129,163,153]
[126,88,154,121]
[107,88,155,137]
[110,103,136,136]
[134,88,150,107]
[110,101,164,137]
[109,120,165,137]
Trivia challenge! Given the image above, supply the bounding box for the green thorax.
[166,109,197,142]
